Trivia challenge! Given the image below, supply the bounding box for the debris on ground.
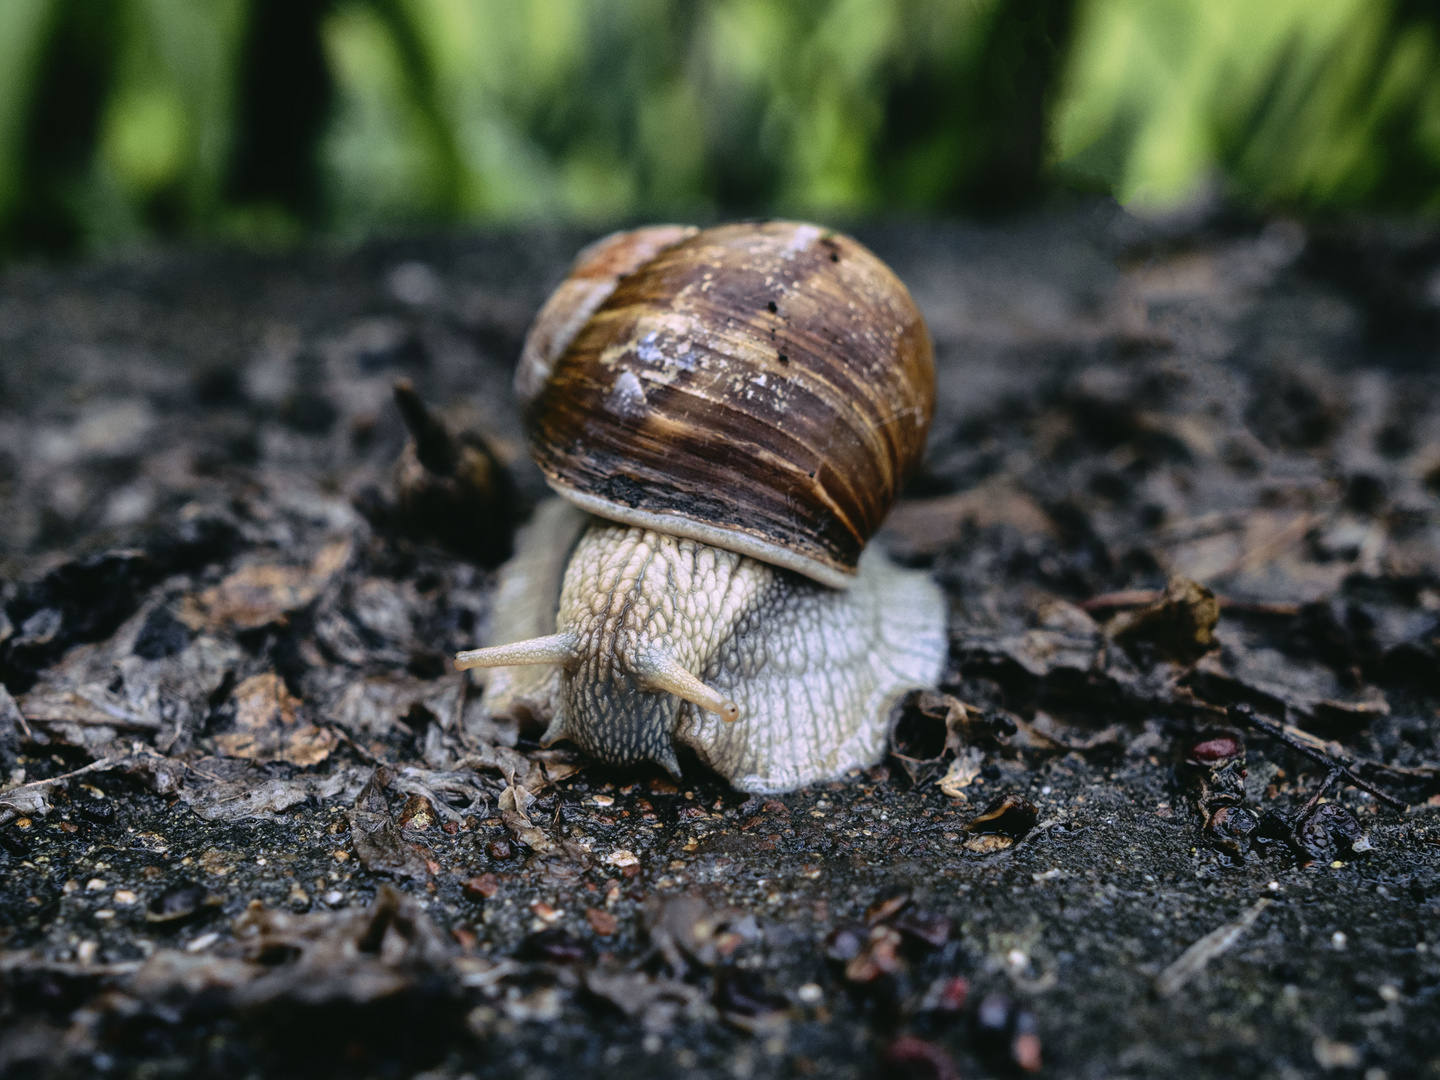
[0,212,1437,1078]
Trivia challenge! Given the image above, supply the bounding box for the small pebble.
[85,879,106,892]
[531,900,562,923]
[488,840,514,861]
[185,932,221,953]
[1332,931,1348,950]
[112,890,137,906]
[586,908,618,936]
[796,983,823,1004]
[464,874,500,899]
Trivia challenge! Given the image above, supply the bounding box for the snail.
[454,221,946,793]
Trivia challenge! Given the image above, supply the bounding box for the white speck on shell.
[605,370,648,419]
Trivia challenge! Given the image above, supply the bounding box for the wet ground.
[0,207,1437,1079]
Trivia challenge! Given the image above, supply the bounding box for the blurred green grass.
[1,0,1438,257]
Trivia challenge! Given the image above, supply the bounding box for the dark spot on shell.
[777,352,789,363]
[766,301,778,313]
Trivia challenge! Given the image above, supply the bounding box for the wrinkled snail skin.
[457,221,947,792]
[468,501,946,793]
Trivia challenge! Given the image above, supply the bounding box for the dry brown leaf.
[937,746,985,800]
[17,686,161,729]
[885,476,1056,558]
[215,673,337,766]
[188,538,352,632]
[1107,575,1219,664]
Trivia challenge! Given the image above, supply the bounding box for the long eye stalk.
[635,651,741,722]
[454,632,578,670]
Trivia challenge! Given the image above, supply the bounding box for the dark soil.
[0,208,1437,1080]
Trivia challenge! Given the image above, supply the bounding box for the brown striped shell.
[516,221,935,589]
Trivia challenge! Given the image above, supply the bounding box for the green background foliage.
[2,0,1438,257]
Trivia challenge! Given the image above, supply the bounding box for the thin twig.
[1081,589,1301,617]
[1228,704,1406,811]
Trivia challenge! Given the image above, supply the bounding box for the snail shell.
[458,222,945,792]
[519,220,934,589]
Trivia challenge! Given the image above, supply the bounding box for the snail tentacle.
[635,650,741,722]
[454,631,578,671]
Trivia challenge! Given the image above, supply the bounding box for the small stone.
[605,849,639,868]
[85,879,106,892]
[145,881,209,924]
[530,900,562,923]
[111,890,137,906]
[464,874,499,899]
[586,907,618,936]
[487,839,514,861]
[796,983,823,1004]
[398,794,436,831]
[185,931,221,953]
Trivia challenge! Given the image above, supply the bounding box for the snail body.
[457,222,946,793]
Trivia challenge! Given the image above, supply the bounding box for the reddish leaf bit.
[1189,735,1243,763]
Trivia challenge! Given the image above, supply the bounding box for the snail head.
[455,523,744,778]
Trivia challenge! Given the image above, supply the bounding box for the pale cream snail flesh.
[455,222,946,794]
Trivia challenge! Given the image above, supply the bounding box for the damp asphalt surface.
[0,207,1438,1079]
